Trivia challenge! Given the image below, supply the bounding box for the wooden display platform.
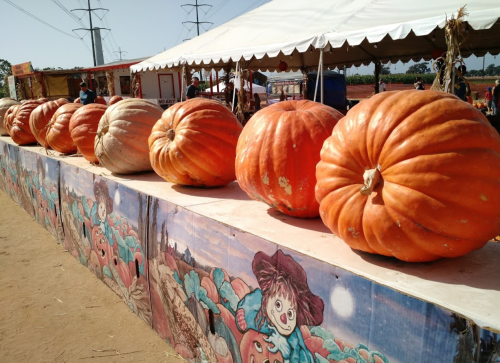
[1,135,499,363]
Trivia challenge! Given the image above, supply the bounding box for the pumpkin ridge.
[174,136,233,182]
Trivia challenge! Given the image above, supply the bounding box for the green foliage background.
[346,73,437,85]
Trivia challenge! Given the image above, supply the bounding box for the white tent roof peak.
[131,0,500,73]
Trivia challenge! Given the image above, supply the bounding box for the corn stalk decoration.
[431,6,469,93]
[106,70,115,96]
[131,73,138,98]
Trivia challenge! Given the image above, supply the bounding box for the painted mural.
[19,149,63,242]
[146,197,484,363]
[0,141,61,240]
[59,163,151,325]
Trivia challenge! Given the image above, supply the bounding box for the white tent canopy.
[131,0,500,73]
[207,77,267,94]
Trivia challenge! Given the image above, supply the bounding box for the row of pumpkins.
[1,90,500,263]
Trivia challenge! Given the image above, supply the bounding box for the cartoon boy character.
[235,250,324,363]
[91,179,114,246]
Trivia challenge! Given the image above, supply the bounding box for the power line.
[181,0,213,37]
[4,0,79,39]
[71,0,110,66]
[51,0,85,27]
[229,0,269,21]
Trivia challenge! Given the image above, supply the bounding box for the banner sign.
[8,76,16,99]
[12,62,34,77]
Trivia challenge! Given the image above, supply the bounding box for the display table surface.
[4,136,498,333]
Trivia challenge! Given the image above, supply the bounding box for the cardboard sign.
[8,76,16,99]
[12,62,34,77]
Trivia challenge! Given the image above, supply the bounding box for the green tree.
[406,62,431,74]
[380,65,391,75]
[0,59,13,98]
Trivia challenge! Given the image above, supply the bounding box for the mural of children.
[235,250,324,363]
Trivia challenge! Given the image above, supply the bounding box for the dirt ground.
[0,190,185,363]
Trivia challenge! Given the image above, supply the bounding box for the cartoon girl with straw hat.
[235,250,324,363]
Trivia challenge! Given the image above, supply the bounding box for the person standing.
[186,77,200,100]
[253,93,261,112]
[493,80,500,116]
[485,87,493,114]
[79,82,96,105]
[414,77,425,90]
[379,79,386,92]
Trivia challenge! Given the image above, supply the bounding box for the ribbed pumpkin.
[95,96,107,105]
[69,104,107,163]
[46,103,82,153]
[38,98,49,103]
[0,98,20,135]
[95,98,163,174]
[74,97,81,104]
[9,100,44,145]
[3,105,19,136]
[149,98,243,187]
[29,98,68,147]
[316,90,500,262]
[109,95,123,105]
[236,100,342,218]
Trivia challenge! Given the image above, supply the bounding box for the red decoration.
[431,48,445,60]
[278,60,288,72]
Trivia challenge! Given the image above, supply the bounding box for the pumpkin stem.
[166,129,175,141]
[360,168,382,196]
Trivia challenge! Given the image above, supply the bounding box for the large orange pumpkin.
[9,100,44,145]
[316,90,500,262]
[3,105,19,136]
[95,96,107,105]
[109,95,123,105]
[149,98,243,187]
[69,104,107,163]
[95,98,163,174]
[29,98,68,147]
[236,100,343,218]
[46,103,82,153]
[0,98,20,135]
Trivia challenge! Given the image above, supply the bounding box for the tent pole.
[374,61,381,93]
[320,49,324,104]
[209,73,213,99]
[314,49,321,102]
[232,62,238,113]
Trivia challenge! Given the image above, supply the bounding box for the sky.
[1,0,499,75]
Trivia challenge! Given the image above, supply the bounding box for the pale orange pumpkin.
[0,98,20,135]
[29,98,68,147]
[3,105,19,136]
[95,98,163,174]
[69,104,107,162]
[149,98,243,187]
[46,103,82,153]
[236,100,343,218]
[316,90,500,262]
[74,97,81,104]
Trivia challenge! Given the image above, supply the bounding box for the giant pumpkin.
[0,98,20,135]
[236,100,342,218]
[3,104,19,136]
[69,103,107,163]
[316,90,500,262]
[95,96,107,105]
[149,98,243,187]
[109,95,123,105]
[9,100,44,145]
[46,103,82,153]
[95,98,163,174]
[29,98,68,147]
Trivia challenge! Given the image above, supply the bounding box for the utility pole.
[181,0,213,81]
[72,0,109,66]
[114,47,128,61]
